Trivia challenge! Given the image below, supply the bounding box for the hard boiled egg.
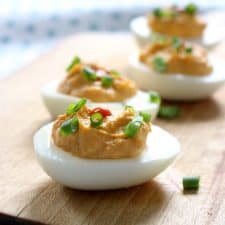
[33,123,180,190]
[130,16,225,49]
[128,54,225,101]
[41,80,160,119]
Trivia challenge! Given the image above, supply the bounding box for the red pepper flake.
[89,107,112,117]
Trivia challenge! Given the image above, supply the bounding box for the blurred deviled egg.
[42,56,160,119]
[128,37,225,100]
[130,3,225,48]
[33,100,180,190]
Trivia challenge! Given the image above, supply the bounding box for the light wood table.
[1,33,225,225]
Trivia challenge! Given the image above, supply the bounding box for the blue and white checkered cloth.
[1,0,225,78]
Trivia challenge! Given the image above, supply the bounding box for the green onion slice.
[172,37,182,49]
[139,111,151,123]
[82,67,97,81]
[124,115,143,138]
[101,76,113,88]
[183,176,200,190]
[66,56,81,72]
[153,8,163,17]
[59,117,79,137]
[149,91,161,104]
[67,98,87,115]
[153,57,167,73]
[158,105,180,119]
[125,105,135,112]
[185,47,193,54]
[90,112,104,128]
[185,3,198,15]
[110,69,120,76]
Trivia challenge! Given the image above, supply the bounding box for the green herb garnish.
[183,176,200,190]
[124,115,143,138]
[90,112,104,128]
[158,105,180,119]
[82,67,97,81]
[185,3,198,15]
[149,91,161,104]
[67,98,87,115]
[153,57,167,73]
[101,76,113,88]
[153,8,163,17]
[125,105,135,112]
[59,117,79,137]
[172,37,182,49]
[185,47,193,54]
[66,56,81,72]
[110,69,120,76]
[139,111,151,123]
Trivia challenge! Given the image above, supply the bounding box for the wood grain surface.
[1,32,225,225]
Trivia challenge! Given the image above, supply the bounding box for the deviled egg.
[128,38,225,100]
[33,100,180,190]
[41,56,160,119]
[130,3,225,48]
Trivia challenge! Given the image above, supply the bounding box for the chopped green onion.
[67,98,87,115]
[66,56,81,72]
[183,176,200,190]
[185,47,193,54]
[110,69,120,76]
[162,10,177,18]
[101,76,113,88]
[153,8,163,17]
[139,111,151,123]
[158,105,180,119]
[59,117,79,137]
[185,3,198,15]
[172,37,182,49]
[124,115,143,138]
[90,112,104,128]
[82,67,97,81]
[153,57,167,73]
[149,91,161,104]
[125,105,135,112]
[150,33,167,44]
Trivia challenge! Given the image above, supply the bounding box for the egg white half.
[33,123,180,190]
[128,54,225,101]
[130,16,225,49]
[41,80,160,119]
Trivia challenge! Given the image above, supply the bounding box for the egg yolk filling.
[139,38,212,76]
[58,57,137,102]
[149,4,206,38]
[52,100,151,159]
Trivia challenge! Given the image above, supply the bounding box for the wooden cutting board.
[1,32,225,225]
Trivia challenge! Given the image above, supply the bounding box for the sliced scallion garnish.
[139,111,151,123]
[183,176,200,190]
[185,47,193,54]
[67,98,87,115]
[172,37,182,50]
[158,105,180,119]
[125,105,135,112]
[153,8,163,17]
[66,56,81,72]
[101,76,113,88]
[90,112,104,128]
[59,117,79,137]
[149,91,161,104]
[185,3,198,15]
[124,115,143,138]
[153,57,167,73]
[82,67,97,81]
[110,69,120,76]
